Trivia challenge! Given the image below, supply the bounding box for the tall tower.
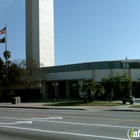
[26,0,54,67]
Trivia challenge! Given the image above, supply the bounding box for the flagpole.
[5,24,8,94]
[5,24,7,51]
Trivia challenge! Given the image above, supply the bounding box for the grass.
[129,105,140,108]
[44,100,121,106]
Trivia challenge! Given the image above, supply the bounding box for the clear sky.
[0,0,140,66]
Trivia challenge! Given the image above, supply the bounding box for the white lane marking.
[61,112,81,114]
[1,117,137,129]
[0,121,32,125]
[30,117,63,120]
[0,108,43,112]
[0,124,129,140]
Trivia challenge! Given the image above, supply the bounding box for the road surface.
[0,108,139,140]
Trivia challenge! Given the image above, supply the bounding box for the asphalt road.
[0,108,139,140]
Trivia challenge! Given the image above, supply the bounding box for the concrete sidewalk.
[0,102,139,112]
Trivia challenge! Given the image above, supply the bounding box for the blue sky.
[0,0,140,66]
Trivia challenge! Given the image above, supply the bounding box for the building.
[37,59,140,100]
[25,1,140,100]
[26,0,54,67]
[1,59,140,101]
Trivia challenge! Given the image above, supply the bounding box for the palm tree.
[3,51,11,60]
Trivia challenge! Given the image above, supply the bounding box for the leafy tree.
[71,83,81,99]
[102,72,132,98]
[92,83,105,101]
[12,59,45,90]
[3,50,11,83]
[102,76,114,97]
[71,83,81,92]
[113,73,123,97]
[122,72,132,97]
[8,62,23,83]
[0,58,4,80]
[72,79,105,102]
[81,79,94,102]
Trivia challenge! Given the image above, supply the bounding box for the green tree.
[122,72,132,97]
[12,59,45,90]
[3,51,11,60]
[0,58,4,80]
[92,83,105,101]
[7,62,24,83]
[102,72,132,98]
[72,79,105,102]
[102,76,114,98]
[81,79,95,102]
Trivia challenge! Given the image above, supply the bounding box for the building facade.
[1,60,140,101]
[40,60,140,100]
[25,1,140,100]
[26,0,54,67]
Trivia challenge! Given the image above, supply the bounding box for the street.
[0,108,139,140]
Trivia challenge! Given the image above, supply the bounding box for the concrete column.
[128,69,132,96]
[66,81,70,99]
[78,80,84,97]
[56,85,59,99]
[46,82,48,99]
[41,81,46,99]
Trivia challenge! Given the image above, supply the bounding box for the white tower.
[26,0,54,67]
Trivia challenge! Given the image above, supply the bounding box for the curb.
[0,106,86,110]
[0,105,139,112]
[106,109,140,112]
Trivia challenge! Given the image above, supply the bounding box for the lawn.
[44,100,121,106]
[129,105,140,108]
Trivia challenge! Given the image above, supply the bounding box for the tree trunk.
[90,91,99,102]
[87,89,91,102]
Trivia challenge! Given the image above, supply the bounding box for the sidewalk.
[0,102,140,112]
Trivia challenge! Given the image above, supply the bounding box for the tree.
[12,59,45,90]
[71,83,81,92]
[122,72,132,97]
[92,83,105,101]
[72,79,105,102]
[102,76,114,97]
[3,50,11,60]
[71,83,81,99]
[81,79,95,102]
[0,58,4,80]
[102,72,132,98]
[7,62,23,83]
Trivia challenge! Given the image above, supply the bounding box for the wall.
[94,69,110,82]
[131,69,140,81]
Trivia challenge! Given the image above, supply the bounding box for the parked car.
[122,96,135,104]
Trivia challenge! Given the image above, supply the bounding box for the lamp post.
[36,83,41,89]
[36,82,41,101]
[52,82,58,102]
[3,74,8,101]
